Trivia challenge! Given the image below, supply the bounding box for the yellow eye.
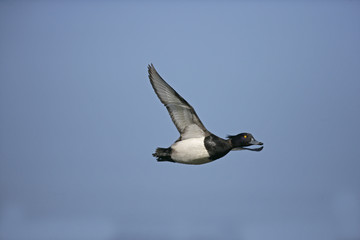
[244,135,247,138]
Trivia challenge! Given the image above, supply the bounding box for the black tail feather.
[153,147,174,162]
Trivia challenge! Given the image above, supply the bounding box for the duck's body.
[171,137,211,164]
[148,64,263,165]
[158,134,232,165]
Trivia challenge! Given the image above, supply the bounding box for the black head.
[227,133,263,151]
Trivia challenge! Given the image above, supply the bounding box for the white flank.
[171,137,211,164]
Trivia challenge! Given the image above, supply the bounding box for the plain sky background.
[1,1,360,240]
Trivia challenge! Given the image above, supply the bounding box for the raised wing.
[148,64,210,139]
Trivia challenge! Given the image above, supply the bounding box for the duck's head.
[227,133,264,151]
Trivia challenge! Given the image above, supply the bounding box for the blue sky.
[1,1,360,240]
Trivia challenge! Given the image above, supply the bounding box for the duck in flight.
[148,64,263,165]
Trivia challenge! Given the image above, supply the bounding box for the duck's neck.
[204,134,232,160]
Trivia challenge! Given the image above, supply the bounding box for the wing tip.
[148,63,156,81]
[148,63,155,72]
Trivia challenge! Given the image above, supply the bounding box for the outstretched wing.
[148,64,210,139]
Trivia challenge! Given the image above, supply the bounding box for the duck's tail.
[153,147,174,162]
